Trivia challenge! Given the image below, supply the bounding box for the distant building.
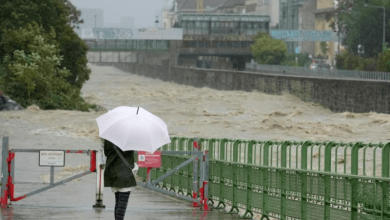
[314,0,338,65]
[120,17,135,28]
[279,0,305,54]
[245,0,279,29]
[162,0,174,29]
[175,13,270,36]
[163,0,254,29]
[216,0,246,14]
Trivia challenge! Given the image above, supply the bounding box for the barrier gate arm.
[0,139,97,207]
[138,151,205,204]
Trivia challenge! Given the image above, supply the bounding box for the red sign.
[137,151,161,168]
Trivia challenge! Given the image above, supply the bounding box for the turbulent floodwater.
[1,64,387,220]
[1,63,390,146]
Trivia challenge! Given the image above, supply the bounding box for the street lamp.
[155,16,159,29]
[364,4,386,51]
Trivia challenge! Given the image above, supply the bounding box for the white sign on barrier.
[39,150,65,167]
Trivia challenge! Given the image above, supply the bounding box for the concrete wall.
[95,62,390,114]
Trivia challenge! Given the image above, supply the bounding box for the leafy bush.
[280,60,299,67]
[1,24,91,111]
[378,49,390,72]
[284,53,311,67]
[250,33,287,65]
[335,50,378,71]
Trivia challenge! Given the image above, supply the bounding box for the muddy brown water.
[1,64,389,219]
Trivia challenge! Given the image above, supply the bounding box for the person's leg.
[115,191,131,220]
[114,192,119,220]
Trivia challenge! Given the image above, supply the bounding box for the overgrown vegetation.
[325,0,390,58]
[335,50,390,72]
[322,0,390,71]
[320,42,328,57]
[251,32,311,67]
[282,53,312,67]
[0,0,93,111]
[250,32,287,65]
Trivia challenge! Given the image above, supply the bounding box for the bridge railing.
[139,137,390,219]
[246,63,390,81]
[84,39,170,51]
[182,40,253,49]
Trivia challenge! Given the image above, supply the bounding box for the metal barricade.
[0,137,105,208]
[137,137,211,210]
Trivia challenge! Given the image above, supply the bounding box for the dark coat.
[103,140,137,188]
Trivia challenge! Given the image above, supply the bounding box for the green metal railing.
[138,137,390,219]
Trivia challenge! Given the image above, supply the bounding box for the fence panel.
[137,138,390,219]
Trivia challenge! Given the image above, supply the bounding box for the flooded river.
[1,63,390,149]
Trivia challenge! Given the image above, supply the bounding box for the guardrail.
[246,63,390,81]
[139,137,390,219]
[84,39,170,52]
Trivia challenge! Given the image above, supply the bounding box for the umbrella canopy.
[96,106,171,153]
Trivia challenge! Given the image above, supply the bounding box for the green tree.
[250,33,287,65]
[0,0,90,88]
[325,0,390,57]
[320,42,328,56]
[2,24,91,110]
[378,49,390,72]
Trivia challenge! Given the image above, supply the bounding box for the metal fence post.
[202,150,210,210]
[1,137,9,207]
[261,141,271,218]
[10,150,14,190]
[93,150,105,208]
[381,143,390,218]
[300,141,312,220]
[280,141,290,219]
[324,142,336,220]
[350,142,363,220]
[191,138,199,207]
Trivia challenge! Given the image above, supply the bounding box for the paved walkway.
[0,166,241,220]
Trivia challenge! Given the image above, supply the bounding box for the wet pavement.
[1,175,242,220]
[0,144,241,220]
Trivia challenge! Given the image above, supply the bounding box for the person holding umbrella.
[103,139,136,220]
[96,106,171,220]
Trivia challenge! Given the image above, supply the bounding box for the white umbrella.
[96,106,171,153]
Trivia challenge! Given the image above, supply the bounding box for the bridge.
[85,39,253,70]
[85,13,272,70]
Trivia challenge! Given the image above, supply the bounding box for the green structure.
[138,137,390,219]
[175,13,271,36]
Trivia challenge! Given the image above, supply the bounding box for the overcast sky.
[69,0,169,28]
